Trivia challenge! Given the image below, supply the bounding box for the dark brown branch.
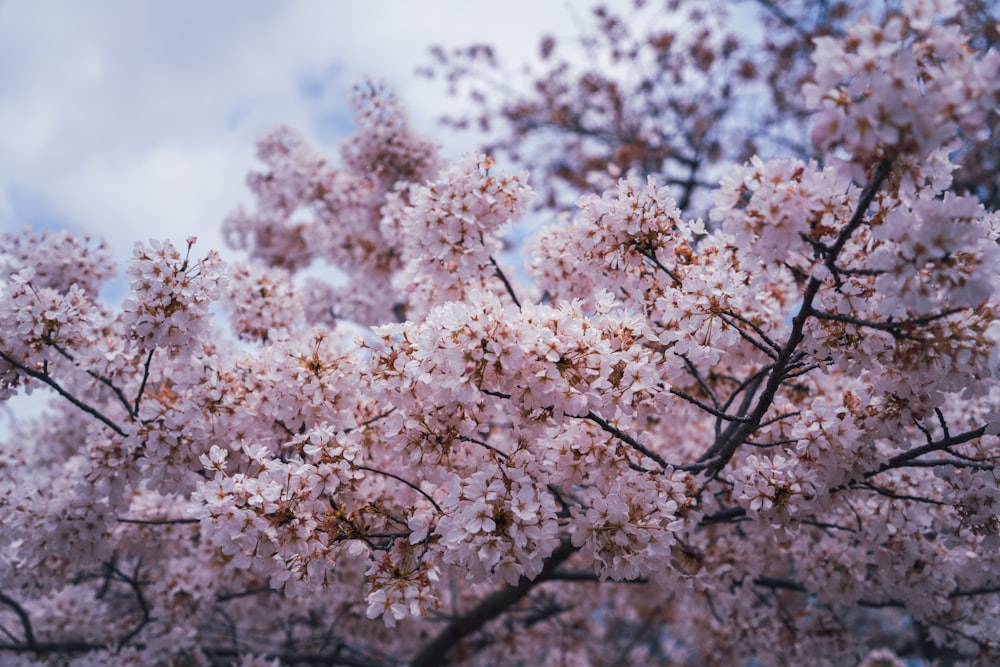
[679,355,722,412]
[457,434,510,459]
[0,350,128,438]
[809,307,965,338]
[117,517,199,526]
[0,640,102,654]
[635,247,683,287]
[0,592,35,648]
[132,348,156,416]
[699,506,747,525]
[717,311,782,359]
[669,387,751,423]
[579,411,670,469]
[950,584,1000,599]
[866,426,988,478]
[48,340,138,420]
[356,465,442,513]
[695,159,893,477]
[115,562,153,649]
[825,159,894,274]
[489,255,521,309]
[215,586,274,602]
[409,539,576,667]
[853,481,950,505]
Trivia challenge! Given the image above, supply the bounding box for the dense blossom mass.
[2,1,1000,665]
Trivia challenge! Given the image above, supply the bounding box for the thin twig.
[579,411,670,469]
[117,517,199,526]
[0,350,127,437]
[0,592,35,648]
[132,348,156,416]
[489,255,521,309]
[356,465,442,513]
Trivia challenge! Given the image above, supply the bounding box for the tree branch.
[489,255,521,309]
[409,539,576,667]
[695,159,893,477]
[0,350,128,437]
[0,592,35,648]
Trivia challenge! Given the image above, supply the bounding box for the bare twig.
[489,255,521,309]
[0,350,127,438]
[0,592,35,648]
[356,465,443,513]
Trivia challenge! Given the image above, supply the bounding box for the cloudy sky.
[0,1,614,268]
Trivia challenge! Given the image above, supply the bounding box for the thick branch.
[866,426,988,478]
[409,539,576,667]
[695,159,893,477]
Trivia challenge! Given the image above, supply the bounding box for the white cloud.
[0,0,606,269]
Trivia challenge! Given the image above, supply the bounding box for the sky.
[0,1,615,268]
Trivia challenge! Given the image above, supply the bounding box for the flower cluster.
[0,269,98,362]
[190,433,366,596]
[364,542,441,628]
[389,153,533,317]
[222,82,442,325]
[222,126,331,272]
[433,456,559,585]
[121,238,225,354]
[732,453,820,529]
[569,469,687,581]
[711,157,849,275]
[372,288,664,430]
[804,0,1000,172]
[223,263,304,342]
[0,228,116,297]
[527,175,688,308]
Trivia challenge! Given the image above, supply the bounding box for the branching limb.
[867,426,987,478]
[693,159,893,477]
[717,310,782,359]
[853,481,951,505]
[669,387,751,423]
[635,247,683,287]
[0,592,35,648]
[47,339,138,420]
[409,539,576,667]
[0,350,128,437]
[809,307,966,341]
[132,348,156,417]
[679,355,722,410]
[115,562,153,650]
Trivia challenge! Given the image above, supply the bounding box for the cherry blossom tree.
[2,1,1000,665]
